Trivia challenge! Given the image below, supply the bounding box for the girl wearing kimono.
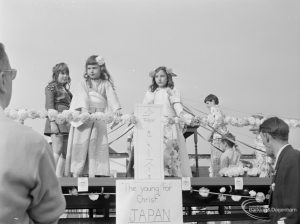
[249,120,273,177]
[65,55,121,177]
[44,62,72,177]
[143,66,192,177]
[204,94,229,177]
[219,133,241,170]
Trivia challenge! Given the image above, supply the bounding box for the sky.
[1,0,300,160]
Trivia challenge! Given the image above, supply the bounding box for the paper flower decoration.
[199,187,210,197]
[96,56,105,66]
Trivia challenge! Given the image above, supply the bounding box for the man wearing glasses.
[0,43,66,223]
[259,117,300,224]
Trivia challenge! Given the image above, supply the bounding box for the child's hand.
[166,88,174,98]
[129,115,138,125]
[114,109,122,117]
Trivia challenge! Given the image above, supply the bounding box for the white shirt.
[274,143,290,168]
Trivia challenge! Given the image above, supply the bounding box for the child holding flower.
[44,62,72,177]
[142,66,192,177]
[204,94,229,177]
[65,55,122,177]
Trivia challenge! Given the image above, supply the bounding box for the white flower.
[231,195,241,202]
[88,194,99,201]
[17,109,28,121]
[27,109,40,119]
[289,119,298,128]
[38,110,48,119]
[247,167,260,177]
[166,67,173,75]
[96,56,105,66]
[120,114,131,122]
[249,190,257,197]
[9,109,18,120]
[218,194,226,202]
[4,108,10,117]
[230,117,238,126]
[79,112,90,124]
[198,187,210,197]
[104,114,114,123]
[61,110,73,122]
[56,113,66,125]
[255,118,262,127]
[248,117,256,125]
[94,112,105,121]
[219,187,226,193]
[255,192,265,202]
[129,115,138,124]
[89,113,97,122]
[72,111,81,122]
[48,109,58,121]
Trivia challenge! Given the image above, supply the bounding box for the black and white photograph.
[1,0,300,223]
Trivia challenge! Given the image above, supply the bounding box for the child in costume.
[204,94,228,177]
[44,62,72,177]
[219,133,241,169]
[65,55,121,177]
[142,66,192,177]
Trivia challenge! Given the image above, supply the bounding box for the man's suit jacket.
[270,145,300,223]
[0,109,66,223]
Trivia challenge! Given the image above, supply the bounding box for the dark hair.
[204,94,219,105]
[84,55,114,88]
[51,63,71,88]
[221,132,236,148]
[259,117,289,141]
[149,66,174,92]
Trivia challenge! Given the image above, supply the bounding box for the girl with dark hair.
[219,133,241,169]
[142,66,192,177]
[65,55,121,177]
[204,94,228,177]
[44,62,72,177]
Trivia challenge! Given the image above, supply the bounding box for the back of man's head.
[0,43,10,71]
[259,117,289,141]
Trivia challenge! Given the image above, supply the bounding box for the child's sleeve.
[142,90,154,104]
[45,84,56,110]
[211,107,225,129]
[170,88,193,124]
[70,79,89,111]
[105,81,121,112]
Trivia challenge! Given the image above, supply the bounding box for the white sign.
[181,177,191,191]
[134,104,164,180]
[234,177,244,190]
[77,177,88,192]
[116,179,183,224]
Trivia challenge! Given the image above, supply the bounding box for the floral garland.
[4,108,300,128]
[192,115,300,129]
[197,186,268,203]
[3,108,192,126]
[218,166,261,177]
[4,108,135,124]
